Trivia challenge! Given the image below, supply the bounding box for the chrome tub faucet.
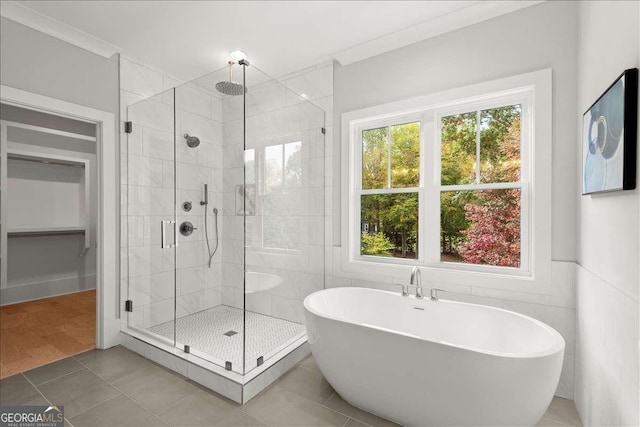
[410,266,423,299]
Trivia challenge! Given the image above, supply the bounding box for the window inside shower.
[122,61,325,375]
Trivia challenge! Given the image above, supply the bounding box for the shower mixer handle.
[180,221,197,236]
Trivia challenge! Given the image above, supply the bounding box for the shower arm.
[228,61,234,82]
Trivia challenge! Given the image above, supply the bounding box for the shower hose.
[204,207,219,267]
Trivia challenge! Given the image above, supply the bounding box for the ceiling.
[3,1,542,81]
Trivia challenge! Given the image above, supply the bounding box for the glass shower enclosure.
[122,61,325,378]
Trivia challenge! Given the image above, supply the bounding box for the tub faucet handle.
[399,283,410,297]
[430,288,443,301]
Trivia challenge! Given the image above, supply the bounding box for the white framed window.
[341,70,552,293]
[244,140,303,252]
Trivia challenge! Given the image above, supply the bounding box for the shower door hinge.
[184,345,190,354]
[125,300,133,312]
[225,361,232,371]
[257,356,264,367]
[321,127,326,135]
[124,121,133,133]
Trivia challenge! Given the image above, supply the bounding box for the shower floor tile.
[149,305,305,372]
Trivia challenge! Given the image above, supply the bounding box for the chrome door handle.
[161,220,177,248]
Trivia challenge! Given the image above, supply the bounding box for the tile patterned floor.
[149,305,305,370]
[0,346,583,427]
[0,290,95,379]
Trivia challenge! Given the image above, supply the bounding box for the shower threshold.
[120,306,310,403]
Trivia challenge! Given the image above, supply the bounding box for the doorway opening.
[0,104,98,378]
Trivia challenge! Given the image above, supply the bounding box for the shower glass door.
[173,66,246,373]
[125,88,178,349]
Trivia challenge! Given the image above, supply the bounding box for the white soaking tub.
[303,287,565,427]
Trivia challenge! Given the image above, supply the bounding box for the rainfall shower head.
[215,61,247,96]
[184,134,200,148]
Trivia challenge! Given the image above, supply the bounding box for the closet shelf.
[8,226,86,238]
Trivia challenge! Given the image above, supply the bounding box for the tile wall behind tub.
[120,56,223,330]
[220,62,332,324]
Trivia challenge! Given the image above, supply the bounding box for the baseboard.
[0,274,96,305]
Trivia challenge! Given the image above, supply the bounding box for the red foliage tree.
[458,117,521,267]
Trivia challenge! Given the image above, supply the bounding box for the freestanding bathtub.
[303,287,565,427]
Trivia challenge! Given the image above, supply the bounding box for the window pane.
[391,122,420,188]
[441,112,477,185]
[360,193,418,259]
[244,149,255,184]
[265,144,283,192]
[480,105,521,183]
[440,189,520,267]
[284,141,301,187]
[362,127,388,189]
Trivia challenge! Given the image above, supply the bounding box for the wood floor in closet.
[0,290,95,378]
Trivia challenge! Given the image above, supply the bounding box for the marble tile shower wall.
[218,62,332,324]
[120,56,223,330]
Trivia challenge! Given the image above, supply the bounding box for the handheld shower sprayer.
[200,184,208,206]
[201,183,219,267]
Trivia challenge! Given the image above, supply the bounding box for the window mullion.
[387,125,392,189]
[475,109,481,184]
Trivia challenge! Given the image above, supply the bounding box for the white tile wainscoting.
[575,264,639,426]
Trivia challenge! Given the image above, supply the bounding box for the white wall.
[0,18,118,115]
[575,1,640,426]
[328,0,579,400]
[0,17,118,309]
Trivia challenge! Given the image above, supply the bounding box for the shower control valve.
[179,221,197,236]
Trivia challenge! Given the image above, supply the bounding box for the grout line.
[22,373,77,427]
[21,372,51,404]
[64,394,122,423]
[74,352,170,426]
[29,367,86,387]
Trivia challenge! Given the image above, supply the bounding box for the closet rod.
[7,155,85,168]
[8,230,85,238]
[3,120,97,142]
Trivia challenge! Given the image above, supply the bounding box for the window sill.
[336,247,551,296]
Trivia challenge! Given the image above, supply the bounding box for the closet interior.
[0,104,97,378]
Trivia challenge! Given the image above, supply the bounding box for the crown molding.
[331,1,545,66]
[0,1,122,58]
